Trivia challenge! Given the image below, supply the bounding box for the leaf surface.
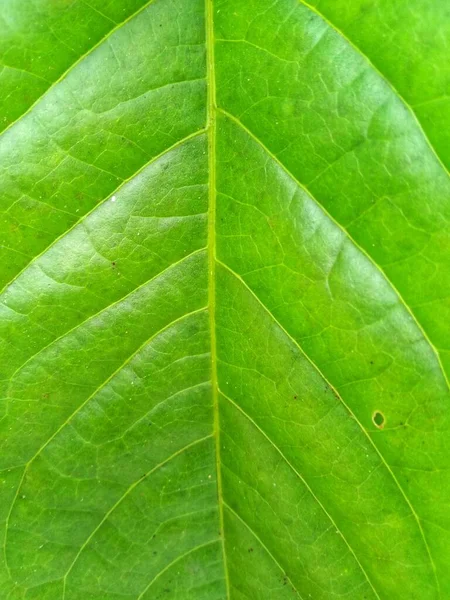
[0,0,449,598]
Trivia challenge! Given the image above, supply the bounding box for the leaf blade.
[1,0,449,598]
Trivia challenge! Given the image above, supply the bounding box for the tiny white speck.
[111,195,117,202]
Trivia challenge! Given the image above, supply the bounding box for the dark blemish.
[111,262,116,267]
[248,547,253,553]
[372,411,385,429]
[324,384,339,399]
[293,395,297,400]
[42,392,49,399]
[370,360,374,365]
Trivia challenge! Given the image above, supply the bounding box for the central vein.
[205,0,230,596]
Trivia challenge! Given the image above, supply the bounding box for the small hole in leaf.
[372,411,385,429]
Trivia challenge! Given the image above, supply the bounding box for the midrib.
[205,0,230,596]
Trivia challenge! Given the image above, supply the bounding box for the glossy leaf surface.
[0,0,449,598]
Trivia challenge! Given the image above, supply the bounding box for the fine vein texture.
[0,0,448,599]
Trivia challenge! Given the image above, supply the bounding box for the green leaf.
[0,0,449,598]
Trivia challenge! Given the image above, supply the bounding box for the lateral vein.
[221,392,378,600]
[3,307,209,577]
[217,107,450,394]
[0,128,206,299]
[0,0,157,141]
[223,501,305,600]
[297,0,450,179]
[217,257,439,593]
[62,435,214,597]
